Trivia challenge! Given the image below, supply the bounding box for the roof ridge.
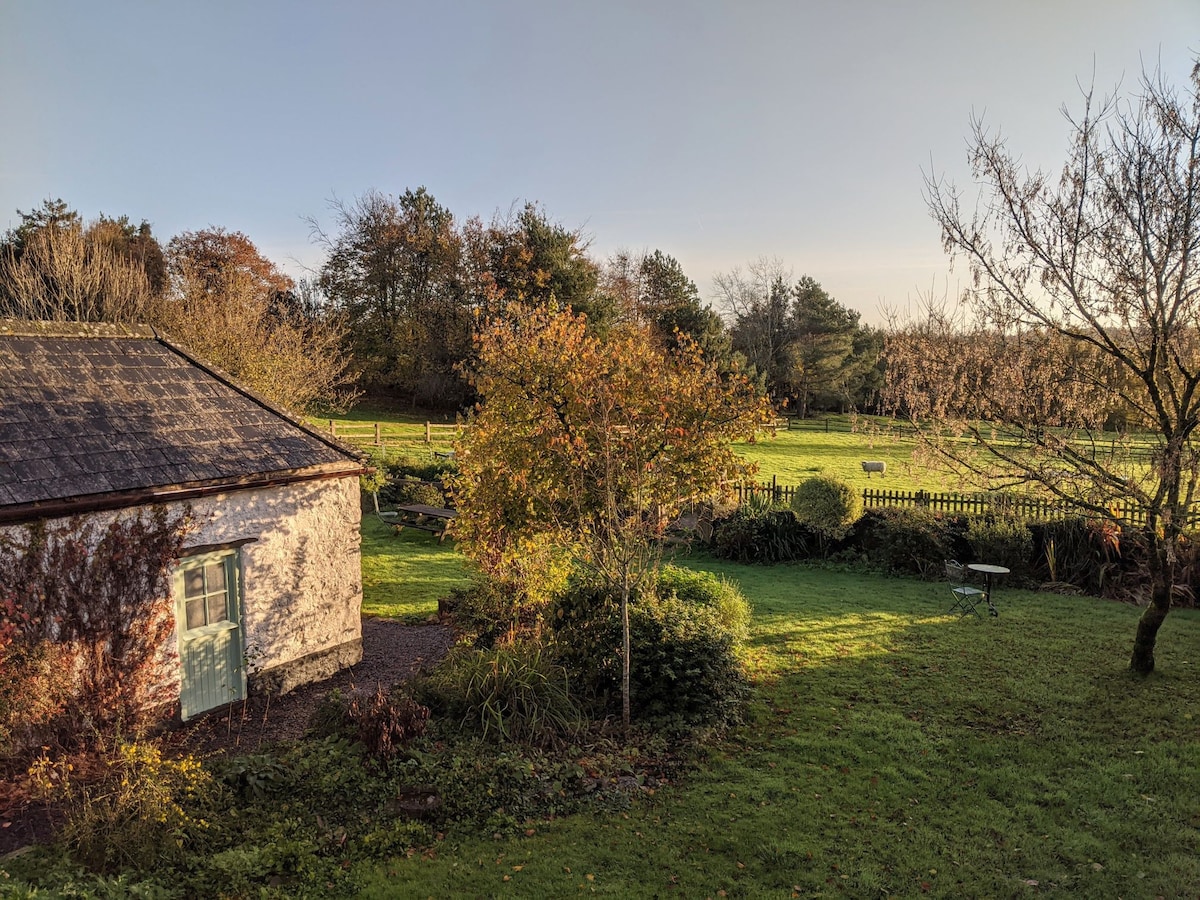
[0,318,156,339]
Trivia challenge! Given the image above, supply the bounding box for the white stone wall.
[0,474,364,705]
[184,476,364,693]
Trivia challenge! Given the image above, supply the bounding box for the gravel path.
[178,618,455,755]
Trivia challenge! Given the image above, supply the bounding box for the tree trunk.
[1130,600,1170,674]
[1130,539,1174,674]
[620,585,631,730]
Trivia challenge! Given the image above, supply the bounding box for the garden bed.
[0,617,453,857]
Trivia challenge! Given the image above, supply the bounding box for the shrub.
[386,451,457,484]
[307,687,353,740]
[627,591,750,724]
[36,741,223,874]
[388,477,445,508]
[359,445,390,495]
[0,639,73,759]
[551,566,751,725]
[421,643,582,746]
[1035,516,1125,594]
[655,565,750,641]
[851,507,953,578]
[710,509,820,564]
[790,475,862,539]
[379,452,455,507]
[709,509,761,563]
[211,752,291,801]
[346,686,430,761]
[442,577,556,646]
[361,448,458,508]
[740,489,782,518]
[966,516,1036,584]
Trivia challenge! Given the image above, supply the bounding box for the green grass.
[736,416,958,494]
[359,515,471,620]
[309,402,462,455]
[322,407,962,493]
[355,547,1200,898]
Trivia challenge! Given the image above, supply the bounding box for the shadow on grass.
[353,557,1200,898]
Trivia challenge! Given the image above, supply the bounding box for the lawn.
[354,537,1200,897]
[359,515,471,619]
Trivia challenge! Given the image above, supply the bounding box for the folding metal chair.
[945,560,986,617]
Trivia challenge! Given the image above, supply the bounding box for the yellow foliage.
[452,304,768,605]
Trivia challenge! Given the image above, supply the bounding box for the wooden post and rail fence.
[324,421,468,446]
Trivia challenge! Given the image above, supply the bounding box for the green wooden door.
[175,551,246,720]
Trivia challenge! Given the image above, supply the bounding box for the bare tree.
[158,228,356,414]
[0,218,154,323]
[714,257,792,392]
[599,248,644,324]
[888,59,1200,674]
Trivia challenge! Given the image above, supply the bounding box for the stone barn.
[0,321,365,720]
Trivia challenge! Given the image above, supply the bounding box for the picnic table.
[380,504,457,542]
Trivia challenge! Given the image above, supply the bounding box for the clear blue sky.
[2,0,1196,323]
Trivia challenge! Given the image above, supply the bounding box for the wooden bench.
[385,504,457,542]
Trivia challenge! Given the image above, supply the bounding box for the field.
[315,408,958,494]
[353,538,1200,897]
[735,417,956,493]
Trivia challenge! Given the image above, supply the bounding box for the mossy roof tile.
[0,322,361,514]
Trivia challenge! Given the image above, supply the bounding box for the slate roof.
[0,321,363,520]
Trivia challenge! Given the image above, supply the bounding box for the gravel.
[177,618,455,755]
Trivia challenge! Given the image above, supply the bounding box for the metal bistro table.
[967,563,1008,616]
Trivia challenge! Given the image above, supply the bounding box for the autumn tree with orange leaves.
[160,228,356,412]
[452,305,767,726]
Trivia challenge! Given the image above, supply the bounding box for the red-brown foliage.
[0,507,190,755]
